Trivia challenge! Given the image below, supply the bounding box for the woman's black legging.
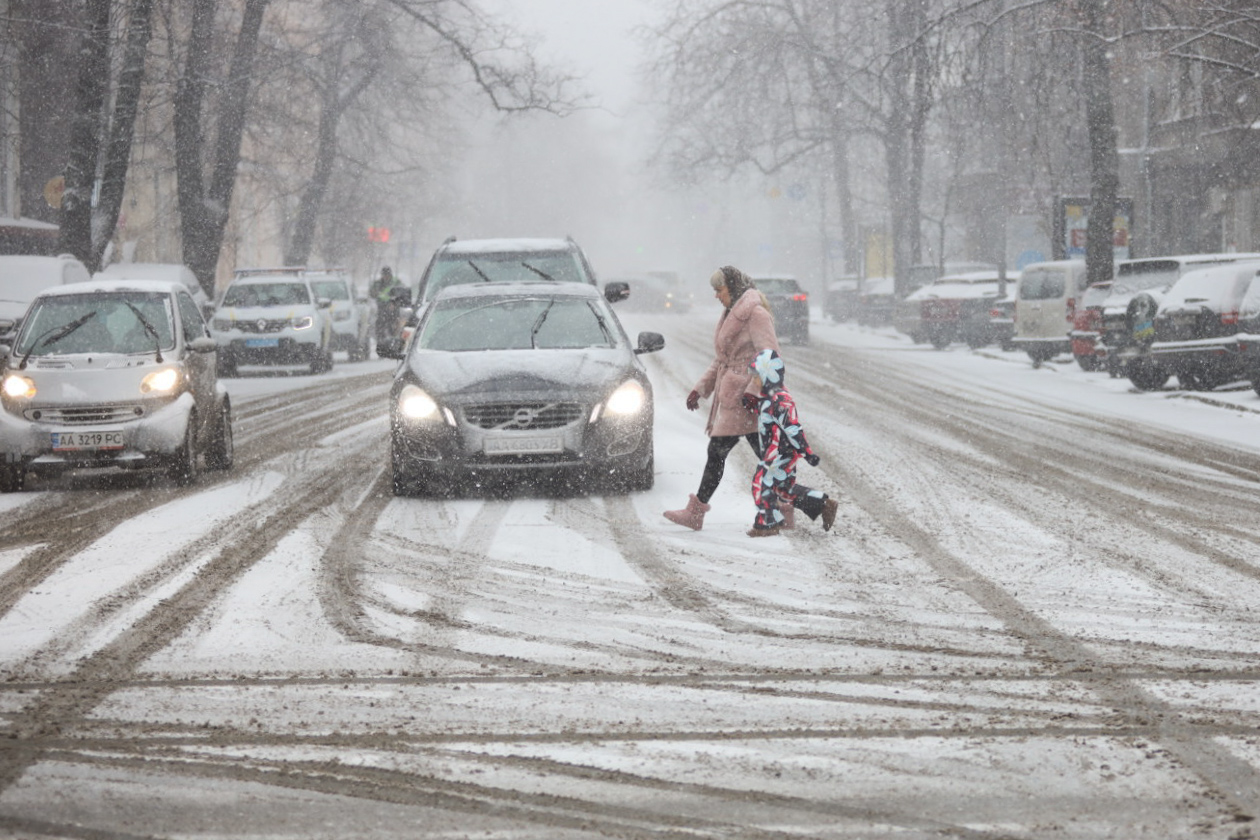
[696,433,759,504]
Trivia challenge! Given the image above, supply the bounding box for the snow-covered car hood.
[403,348,638,403]
[213,304,317,323]
[905,281,1001,302]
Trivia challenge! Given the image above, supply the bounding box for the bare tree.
[58,0,155,271]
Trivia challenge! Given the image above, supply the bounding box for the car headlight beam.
[141,367,181,394]
[2,374,36,400]
[398,384,439,421]
[605,380,645,416]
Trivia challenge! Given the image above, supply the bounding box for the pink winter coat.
[694,288,781,437]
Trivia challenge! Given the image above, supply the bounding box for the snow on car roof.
[36,278,188,297]
[433,280,601,300]
[439,238,574,255]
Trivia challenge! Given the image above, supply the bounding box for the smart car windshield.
[15,292,175,356]
[416,295,615,352]
[222,282,311,307]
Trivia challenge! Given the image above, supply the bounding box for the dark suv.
[383,236,628,357]
[1140,262,1260,391]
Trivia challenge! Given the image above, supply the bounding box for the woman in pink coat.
[664,266,785,531]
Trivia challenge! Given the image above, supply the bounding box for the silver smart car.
[0,279,233,492]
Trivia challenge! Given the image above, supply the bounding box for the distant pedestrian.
[743,348,837,537]
[370,266,405,348]
[664,265,805,530]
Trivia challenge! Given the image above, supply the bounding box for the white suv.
[210,269,334,376]
[305,269,371,362]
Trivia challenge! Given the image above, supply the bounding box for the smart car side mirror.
[188,337,218,354]
[604,281,630,303]
[634,331,665,355]
[317,297,332,309]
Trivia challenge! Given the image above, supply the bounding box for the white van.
[0,254,92,346]
[1011,260,1088,363]
[97,262,211,316]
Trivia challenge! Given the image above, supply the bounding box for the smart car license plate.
[484,435,563,455]
[245,337,280,348]
[51,430,125,451]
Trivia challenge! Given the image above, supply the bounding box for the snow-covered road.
[2,311,1259,838]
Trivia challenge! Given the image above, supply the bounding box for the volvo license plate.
[484,435,563,455]
[51,430,125,451]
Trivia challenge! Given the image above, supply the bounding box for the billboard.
[1053,196,1133,261]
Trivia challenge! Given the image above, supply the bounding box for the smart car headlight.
[605,380,646,416]
[141,367,181,394]
[292,315,315,330]
[398,384,439,420]
[2,374,36,400]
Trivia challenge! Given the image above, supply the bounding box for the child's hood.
[750,348,786,391]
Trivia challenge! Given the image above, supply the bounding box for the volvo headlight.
[605,380,645,416]
[292,315,315,330]
[398,384,439,420]
[141,367,181,394]
[2,374,36,400]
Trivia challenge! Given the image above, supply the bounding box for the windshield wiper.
[124,301,164,362]
[530,299,557,348]
[467,260,492,282]
[521,261,557,282]
[19,311,98,369]
[586,302,614,345]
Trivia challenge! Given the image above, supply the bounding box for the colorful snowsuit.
[748,349,829,530]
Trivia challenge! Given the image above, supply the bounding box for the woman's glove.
[741,393,759,413]
[805,453,820,467]
[686,390,700,411]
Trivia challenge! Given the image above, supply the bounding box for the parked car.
[1011,260,1088,363]
[825,276,859,322]
[209,268,334,376]
[1070,280,1111,371]
[0,278,232,492]
[0,254,91,346]
[385,281,662,496]
[1099,253,1260,380]
[96,262,211,318]
[305,268,372,361]
[855,276,896,326]
[751,274,809,344]
[986,287,1018,352]
[896,270,1017,349]
[1134,262,1260,391]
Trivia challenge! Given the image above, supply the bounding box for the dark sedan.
[385,282,663,496]
[752,275,809,344]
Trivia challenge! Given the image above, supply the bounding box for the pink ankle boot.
[663,494,710,530]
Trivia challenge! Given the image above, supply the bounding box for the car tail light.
[1066,297,1076,322]
[1221,310,1239,326]
[988,307,1002,319]
[791,293,807,301]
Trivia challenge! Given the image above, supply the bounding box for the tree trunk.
[1080,0,1119,287]
[885,0,931,297]
[175,0,271,298]
[57,0,111,268]
[92,0,155,268]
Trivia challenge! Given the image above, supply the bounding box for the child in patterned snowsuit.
[744,349,838,537]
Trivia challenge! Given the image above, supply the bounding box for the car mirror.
[189,337,218,354]
[377,338,405,360]
[604,281,630,303]
[0,342,10,360]
[317,297,332,309]
[634,331,665,354]
[389,288,411,304]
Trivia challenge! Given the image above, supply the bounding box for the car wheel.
[205,403,234,471]
[310,345,333,375]
[613,451,654,493]
[390,437,433,496]
[930,333,951,350]
[167,418,200,486]
[1075,354,1100,372]
[0,465,26,493]
[1127,359,1170,391]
